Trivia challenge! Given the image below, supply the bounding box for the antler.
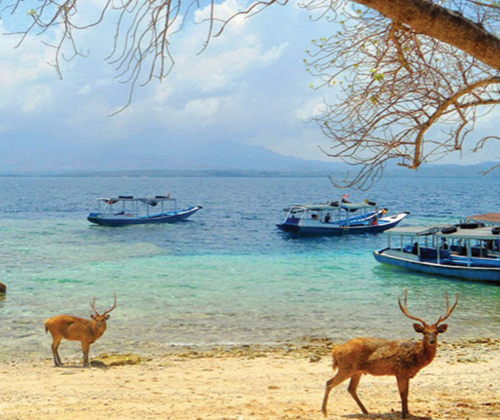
[436,292,459,325]
[102,292,118,316]
[90,297,100,316]
[398,290,426,325]
[90,293,117,316]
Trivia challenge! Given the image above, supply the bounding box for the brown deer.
[321,290,459,419]
[45,294,117,367]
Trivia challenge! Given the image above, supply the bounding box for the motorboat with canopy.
[87,195,202,226]
[374,223,500,283]
[276,198,409,236]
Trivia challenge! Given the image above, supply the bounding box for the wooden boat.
[276,199,409,236]
[87,196,202,226]
[374,224,500,283]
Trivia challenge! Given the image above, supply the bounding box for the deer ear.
[105,314,110,320]
[90,314,96,319]
[438,324,448,333]
[413,323,425,333]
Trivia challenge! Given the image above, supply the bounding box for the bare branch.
[305,1,500,189]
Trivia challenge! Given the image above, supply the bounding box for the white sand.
[1,339,499,419]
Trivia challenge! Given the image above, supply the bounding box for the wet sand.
[1,338,499,419]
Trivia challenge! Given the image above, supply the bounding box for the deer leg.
[347,372,368,414]
[82,342,91,367]
[396,376,410,419]
[52,338,63,367]
[321,370,352,416]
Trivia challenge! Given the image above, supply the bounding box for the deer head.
[398,290,459,346]
[90,292,117,328]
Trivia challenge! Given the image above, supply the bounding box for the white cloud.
[295,97,326,120]
[173,41,288,93]
[168,2,289,94]
[184,97,221,118]
[0,21,60,113]
[21,85,54,112]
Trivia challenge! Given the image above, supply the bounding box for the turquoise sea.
[0,175,499,360]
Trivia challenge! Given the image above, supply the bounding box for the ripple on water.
[0,176,499,359]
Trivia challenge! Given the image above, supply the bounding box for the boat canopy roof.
[385,225,500,240]
[288,202,377,212]
[467,213,500,225]
[436,227,500,241]
[96,196,175,202]
[383,226,441,236]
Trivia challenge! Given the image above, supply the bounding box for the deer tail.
[44,320,49,333]
[332,355,339,371]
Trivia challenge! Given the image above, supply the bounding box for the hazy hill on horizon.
[0,138,498,177]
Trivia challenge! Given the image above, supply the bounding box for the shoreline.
[2,338,499,419]
[3,336,500,362]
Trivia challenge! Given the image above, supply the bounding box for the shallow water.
[0,176,499,360]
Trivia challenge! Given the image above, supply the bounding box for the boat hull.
[88,206,202,227]
[277,212,409,236]
[374,248,500,283]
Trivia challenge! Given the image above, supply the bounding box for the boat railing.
[418,247,451,261]
[449,254,500,267]
[92,197,178,218]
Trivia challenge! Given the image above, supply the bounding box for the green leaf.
[370,96,378,105]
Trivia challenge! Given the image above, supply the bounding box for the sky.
[0,0,499,173]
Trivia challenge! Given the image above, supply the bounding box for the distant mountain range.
[0,139,498,177]
[0,140,343,175]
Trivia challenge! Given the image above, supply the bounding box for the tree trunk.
[353,0,500,72]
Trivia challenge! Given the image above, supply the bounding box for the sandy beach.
[1,338,499,420]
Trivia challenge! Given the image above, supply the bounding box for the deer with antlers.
[321,290,459,419]
[45,294,117,367]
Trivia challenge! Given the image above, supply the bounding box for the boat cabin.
[282,201,383,227]
[89,196,178,219]
[383,225,500,268]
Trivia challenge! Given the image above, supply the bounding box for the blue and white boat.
[277,199,409,236]
[87,195,202,226]
[374,222,500,283]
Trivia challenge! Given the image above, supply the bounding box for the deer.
[45,294,117,367]
[321,290,459,419]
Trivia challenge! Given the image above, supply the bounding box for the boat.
[87,195,202,226]
[276,198,410,236]
[374,224,500,283]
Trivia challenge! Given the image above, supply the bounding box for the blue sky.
[0,0,498,172]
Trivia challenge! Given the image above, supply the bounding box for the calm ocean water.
[0,175,499,360]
